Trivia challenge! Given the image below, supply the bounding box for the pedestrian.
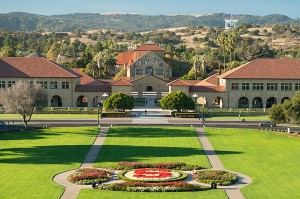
[145,110,147,115]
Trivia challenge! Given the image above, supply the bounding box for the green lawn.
[80,126,226,199]
[205,127,300,199]
[94,126,211,167]
[206,114,269,121]
[0,127,98,199]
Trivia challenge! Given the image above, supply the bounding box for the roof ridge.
[43,57,79,78]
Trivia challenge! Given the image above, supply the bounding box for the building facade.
[1,43,300,109]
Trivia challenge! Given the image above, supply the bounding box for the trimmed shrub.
[97,181,210,192]
[194,170,238,186]
[68,168,111,185]
[105,161,201,170]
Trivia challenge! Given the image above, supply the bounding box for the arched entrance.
[238,97,249,108]
[77,96,88,107]
[252,97,263,108]
[213,96,223,108]
[197,96,207,107]
[51,95,62,107]
[281,97,290,104]
[93,96,102,107]
[266,97,277,108]
[146,66,153,75]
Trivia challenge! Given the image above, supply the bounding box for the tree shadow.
[97,145,242,164]
[107,127,197,138]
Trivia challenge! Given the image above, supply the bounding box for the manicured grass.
[81,126,226,199]
[94,126,211,168]
[0,113,98,120]
[0,127,98,199]
[205,127,300,199]
[78,189,226,199]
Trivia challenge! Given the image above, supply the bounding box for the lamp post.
[102,93,109,116]
[97,103,100,124]
[192,93,198,111]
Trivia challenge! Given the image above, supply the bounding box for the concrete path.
[53,127,109,199]
[196,127,252,199]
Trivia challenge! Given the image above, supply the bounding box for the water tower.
[225,14,238,29]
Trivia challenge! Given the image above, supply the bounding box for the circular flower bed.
[194,170,238,186]
[118,168,187,182]
[68,168,111,185]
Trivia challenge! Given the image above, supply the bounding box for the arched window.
[252,97,263,108]
[51,95,62,107]
[77,96,88,107]
[146,66,153,75]
[266,97,277,108]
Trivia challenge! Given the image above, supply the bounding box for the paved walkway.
[53,127,109,199]
[196,127,252,199]
[53,126,251,199]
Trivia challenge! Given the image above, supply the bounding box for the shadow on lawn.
[108,127,196,138]
[0,145,91,164]
[97,145,242,163]
[0,129,97,140]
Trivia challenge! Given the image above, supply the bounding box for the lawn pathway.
[196,127,252,199]
[53,127,109,199]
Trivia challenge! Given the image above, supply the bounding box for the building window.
[0,81,5,89]
[135,69,142,75]
[242,83,250,90]
[267,83,278,91]
[37,81,48,89]
[156,69,163,75]
[253,83,264,90]
[281,83,292,91]
[8,81,15,87]
[62,82,69,89]
[231,83,239,90]
[295,83,300,91]
[50,81,57,89]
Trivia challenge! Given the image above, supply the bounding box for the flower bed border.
[67,168,111,185]
[194,170,238,186]
[118,169,188,183]
[96,181,211,192]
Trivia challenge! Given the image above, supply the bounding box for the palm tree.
[217,32,228,71]
[199,54,207,73]
[191,55,202,79]
[93,50,106,77]
[104,54,117,78]
[226,32,239,63]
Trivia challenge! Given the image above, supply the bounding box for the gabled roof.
[0,57,79,78]
[116,52,134,65]
[134,41,165,52]
[131,74,168,83]
[218,59,300,79]
[70,68,111,92]
[110,79,133,86]
[25,51,44,58]
[167,79,191,86]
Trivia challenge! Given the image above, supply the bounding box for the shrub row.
[106,162,201,170]
[117,170,188,183]
[68,168,111,185]
[97,181,210,192]
[259,128,300,136]
[101,112,127,118]
[194,170,238,186]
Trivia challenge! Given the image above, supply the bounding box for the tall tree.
[191,55,202,79]
[217,32,228,71]
[160,91,195,112]
[0,81,47,128]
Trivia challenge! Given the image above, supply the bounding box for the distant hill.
[0,12,299,32]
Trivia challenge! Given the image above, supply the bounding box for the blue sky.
[1,0,300,18]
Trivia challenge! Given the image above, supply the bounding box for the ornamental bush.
[97,181,210,192]
[194,170,238,186]
[68,168,111,185]
[107,161,201,170]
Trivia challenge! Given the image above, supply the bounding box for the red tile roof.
[70,68,111,92]
[116,52,134,65]
[219,59,300,79]
[167,79,190,86]
[134,42,165,52]
[0,57,79,78]
[190,85,225,92]
[110,79,133,86]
